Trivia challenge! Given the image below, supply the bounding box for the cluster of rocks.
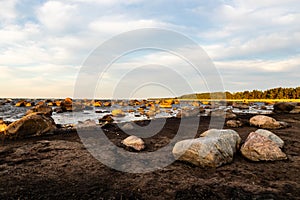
[119,113,290,168]
[172,128,287,167]
[0,103,56,139]
[119,126,288,168]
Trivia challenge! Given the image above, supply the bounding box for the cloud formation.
[0,0,299,98]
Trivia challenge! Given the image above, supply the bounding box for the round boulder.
[241,132,287,161]
[273,102,295,113]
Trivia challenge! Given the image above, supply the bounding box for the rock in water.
[249,115,288,129]
[122,135,145,151]
[210,109,236,119]
[173,129,241,167]
[176,108,199,118]
[241,132,287,161]
[255,129,284,148]
[273,102,295,113]
[25,103,53,116]
[0,119,7,133]
[5,113,56,139]
[111,109,125,117]
[60,98,84,112]
[99,115,114,123]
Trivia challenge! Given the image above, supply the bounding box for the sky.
[0,0,299,99]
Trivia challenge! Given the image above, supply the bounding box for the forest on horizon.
[179,87,300,100]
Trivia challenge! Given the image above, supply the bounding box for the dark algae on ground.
[0,113,300,199]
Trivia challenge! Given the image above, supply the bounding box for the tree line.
[179,87,300,99]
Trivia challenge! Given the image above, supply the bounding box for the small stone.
[122,135,145,151]
[226,120,243,128]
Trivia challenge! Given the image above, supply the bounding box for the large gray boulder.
[173,129,241,167]
[241,132,287,161]
[255,129,284,148]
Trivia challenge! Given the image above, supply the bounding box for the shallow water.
[0,102,273,125]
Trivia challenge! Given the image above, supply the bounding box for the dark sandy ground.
[0,113,299,199]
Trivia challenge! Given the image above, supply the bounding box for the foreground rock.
[3,113,56,139]
[173,129,241,168]
[241,131,287,161]
[249,115,289,129]
[255,129,284,148]
[121,135,145,151]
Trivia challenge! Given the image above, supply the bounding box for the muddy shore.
[0,113,299,199]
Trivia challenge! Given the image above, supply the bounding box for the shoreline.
[1,113,300,199]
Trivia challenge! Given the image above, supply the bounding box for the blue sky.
[0,0,299,98]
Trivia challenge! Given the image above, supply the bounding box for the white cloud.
[0,23,40,45]
[36,1,78,32]
[69,0,142,5]
[88,15,176,35]
[203,31,300,60]
[0,0,299,98]
[0,0,18,23]
[215,56,300,72]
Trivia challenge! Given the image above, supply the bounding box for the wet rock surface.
[0,113,299,199]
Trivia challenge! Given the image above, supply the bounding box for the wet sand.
[0,113,300,199]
